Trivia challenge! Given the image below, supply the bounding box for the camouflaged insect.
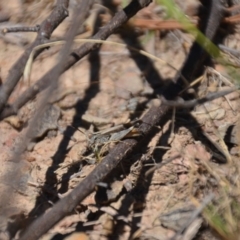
[87,121,141,160]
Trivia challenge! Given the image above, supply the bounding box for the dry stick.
[171,193,215,240]
[19,1,223,239]
[9,0,95,205]
[0,0,153,120]
[22,39,183,83]
[1,25,40,34]
[0,0,69,226]
[20,106,168,240]
[0,0,88,202]
[1,0,93,237]
[161,87,238,108]
[219,43,240,58]
[7,0,92,181]
[0,0,69,113]
[15,1,94,149]
[15,0,94,158]
[145,154,181,177]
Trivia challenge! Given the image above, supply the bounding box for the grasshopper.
[86,119,141,162]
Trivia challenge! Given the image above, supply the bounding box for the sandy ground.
[0,1,240,240]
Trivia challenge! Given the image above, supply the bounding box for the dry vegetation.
[0,0,240,239]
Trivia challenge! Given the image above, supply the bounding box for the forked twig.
[0,0,69,113]
[0,0,154,120]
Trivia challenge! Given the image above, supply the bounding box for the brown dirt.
[0,1,240,240]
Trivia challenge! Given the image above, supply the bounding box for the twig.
[132,18,198,30]
[2,1,93,239]
[14,0,94,155]
[0,0,153,120]
[171,193,215,240]
[161,87,238,108]
[145,154,181,177]
[19,0,94,165]
[0,0,69,113]
[1,25,40,34]
[19,106,163,240]
[219,43,240,58]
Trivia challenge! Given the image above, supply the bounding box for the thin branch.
[1,25,40,34]
[171,193,215,240]
[161,87,238,108]
[14,0,94,154]
[219,43,240,58]
[1,0,93,239]
[19,106,166,240]
[145,154,181,177]
[0,0,153,120]
[0,0,69,113]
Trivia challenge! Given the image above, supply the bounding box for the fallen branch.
[19,105,169,240]
[0,0,153,120]
[161,87,238,108]
[0,0,69,113]
[1,25,40,34]
[13,0,95,153]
